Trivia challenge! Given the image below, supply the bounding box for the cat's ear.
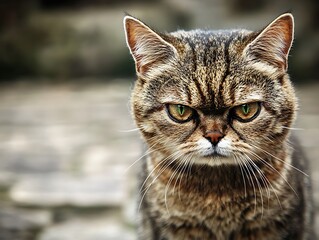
[124,16,177,76]
[244,13,294,72]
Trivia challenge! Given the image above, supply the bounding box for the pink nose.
[205,130,224,146]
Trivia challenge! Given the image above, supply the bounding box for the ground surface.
[0,80,317,239]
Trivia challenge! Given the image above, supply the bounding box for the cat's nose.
[205,130,224,146]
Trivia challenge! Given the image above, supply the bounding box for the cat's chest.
[150,179,255,224]
[145,167,284,237]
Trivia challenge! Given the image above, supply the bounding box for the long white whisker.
[117,127,142,133]
[124,139,167,173]
[246,148,296,203]
[243,152,271,199]
[125,134,173,173]
[251,143,308,176]
[237,154,258,212]
[164,152,185,214]
[242,153,264,217]
[233,153,247,198]
[242,152,280,218]
[138,151,181,212]
[176,153,194,200]
[281,126,304,131]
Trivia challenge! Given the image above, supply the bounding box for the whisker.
[233,154,247,198]
[176,153,194,200]
[124,140,165,173]
[281,126,304,131]
[125,133,175,173]
[243,152,271,198]
[250,143,308,176]
[246,148,297,201]
[242,152,278,218]
[243,155,263,215]
[237,154,258,213]
[138,151,180,212]
[117,127,142,133]
[165,152,185,213]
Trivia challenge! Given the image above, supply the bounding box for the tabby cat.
[124,13,315,240]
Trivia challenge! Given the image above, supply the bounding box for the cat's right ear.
[243,13,294,72]
[123,16,177,76]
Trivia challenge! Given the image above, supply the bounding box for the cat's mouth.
[196,153,235,166]
[193,145,238,166]
[193,139,234,165]
[201,147,232,159]
[196,138,232,159]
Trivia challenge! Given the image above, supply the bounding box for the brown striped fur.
[124,13,315,239]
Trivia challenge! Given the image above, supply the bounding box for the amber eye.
[232,102,261,122]
[166,104,195,123]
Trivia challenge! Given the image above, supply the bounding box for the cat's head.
[124,13,297,166]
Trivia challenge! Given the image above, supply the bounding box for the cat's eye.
[166,104,195,123]
[231,102,261,122]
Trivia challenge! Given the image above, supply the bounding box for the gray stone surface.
[0,81,139,239]
[0,80,317,239]
[0,208,51,230]
[0,207,51,240]
[38,212,135,240]
[10,173,127,207]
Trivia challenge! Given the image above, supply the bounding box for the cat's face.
[124,14,297,166]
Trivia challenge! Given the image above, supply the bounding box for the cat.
[123,13,315,240]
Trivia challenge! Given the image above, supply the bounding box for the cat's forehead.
[159,29,263,109]
[158,76,265,111]
[171,29,253,51]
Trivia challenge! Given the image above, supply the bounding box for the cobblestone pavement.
[0,80,317,239]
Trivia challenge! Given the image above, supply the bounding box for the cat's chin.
[195,155,237,167]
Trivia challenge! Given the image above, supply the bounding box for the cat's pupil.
[242,104,250,115]
[177,105,185,115]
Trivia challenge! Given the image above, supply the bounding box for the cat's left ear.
[124,15,177,76]
[244,13,294,72]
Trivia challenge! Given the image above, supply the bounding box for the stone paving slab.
[38,209,135,240]
[0,207,52,240]
[39,218,135,240]
[0,207,51,230]
[10,173,127,207]
[0,80,139,239]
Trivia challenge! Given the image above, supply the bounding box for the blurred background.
[0,0,318,239]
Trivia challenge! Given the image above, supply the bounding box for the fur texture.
[124,13,315,239]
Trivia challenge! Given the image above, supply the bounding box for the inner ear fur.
[124,16,177,75]
[244,13,294,72]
